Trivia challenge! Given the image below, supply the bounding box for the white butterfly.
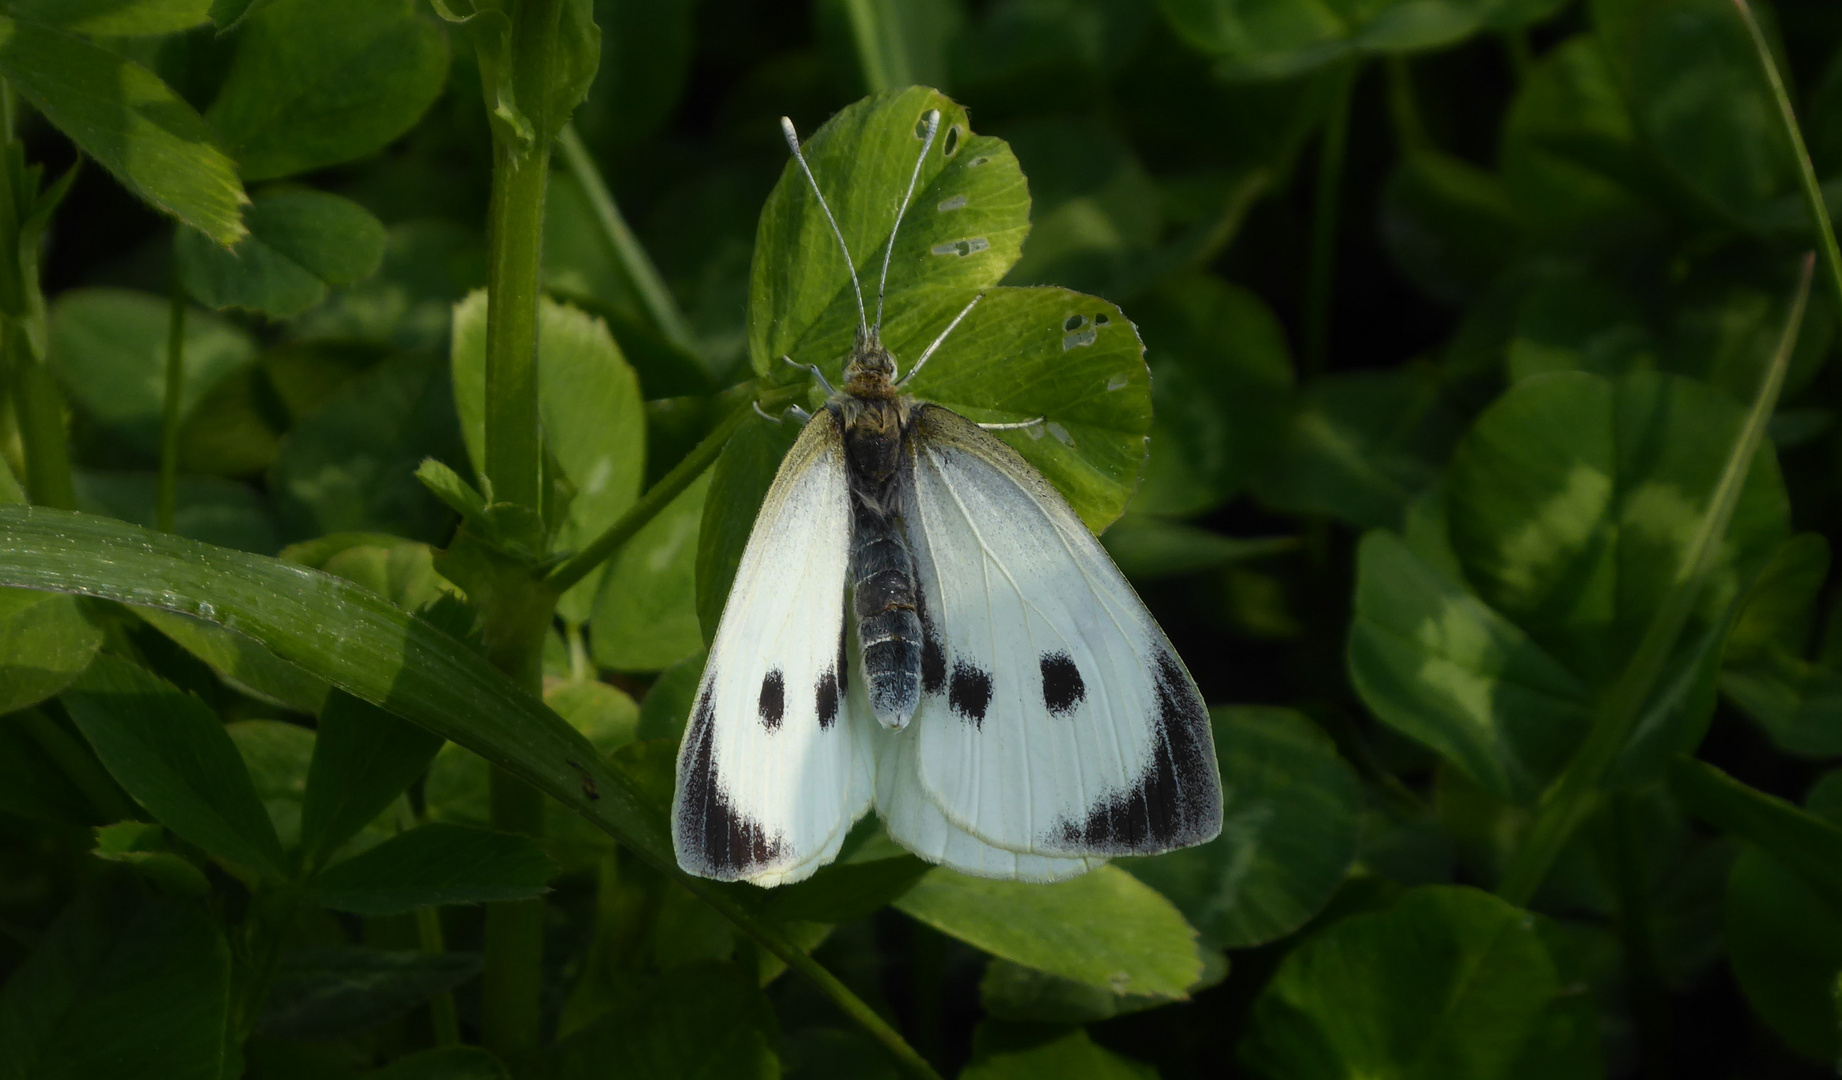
[672,106,1222,886]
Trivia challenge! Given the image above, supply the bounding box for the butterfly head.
[842,328,899,400]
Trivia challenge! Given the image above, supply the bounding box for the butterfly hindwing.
[673,411,872,886]
[888,405,1222,863]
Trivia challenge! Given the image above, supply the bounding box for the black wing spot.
[816,668,839,729]
[677,687,785,876]
[758,669,785,732]
[1054,649,1219,854]
[916,585,945,695]
[948,662,992,727]
[1039,652,1085,716]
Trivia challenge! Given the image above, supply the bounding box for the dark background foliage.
[6,0,1842,1077]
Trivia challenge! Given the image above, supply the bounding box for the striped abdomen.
[849,494,922,729]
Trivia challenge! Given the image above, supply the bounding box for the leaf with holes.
[749,86,1030,376]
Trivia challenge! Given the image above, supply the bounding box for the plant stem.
[1497,256,1812,906]
[7,328,74,511]
[842,0,901,93]
[417,906,461,1047]
[1304,61,1356,377]
[555,124,699,356]
[546,388,778,594]
[685,878,944,1080]
[1731,0,1842,324]
[1385,57,1431,155]
[157,275,187,533]
[478,0,569,1065]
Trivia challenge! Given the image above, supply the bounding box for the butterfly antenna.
[780,116,868,341]
[875,109,941,336]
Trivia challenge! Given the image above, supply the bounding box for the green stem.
[477,0,570,1065]
[1305,61,1356,376]
[157,275,187,534]
[4,325,73,510]
[555,124,699,355]
[1385,56,1431,155]
[1497,256,1812,906]
[684,878,944,1080]
[842,0,899,92]
[546,388,780,594]
[417,906,461,1047]
[1731,0,1842,324]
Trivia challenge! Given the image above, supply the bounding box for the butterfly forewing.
[673,411,872,886]
[893,405,1223,860]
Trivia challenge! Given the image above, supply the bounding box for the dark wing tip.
[1049,648,1222,856]
[674,687,788,879]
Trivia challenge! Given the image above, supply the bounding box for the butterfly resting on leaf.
[673,104,1223,887]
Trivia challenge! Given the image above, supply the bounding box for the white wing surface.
[674,411,872,886]
[886,405,1221,865]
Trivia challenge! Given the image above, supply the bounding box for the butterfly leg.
[782,355,838,396]
[978,416,1045,431]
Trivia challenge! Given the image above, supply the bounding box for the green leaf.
[899,286,1151,532]
[300,692,443,869]
[6,0,212,36]
[636,649,706,741]
[1504,274,1655,384]
[135,607,330,714]
[1718,533,1842,756]
[1349,529,1593,803]
[1123,707,1361,949]
[1669,755,1842,914]
[0,588,100,713]
[1102,515,1297,583]
[284,533,453,611]
[208,0,280,29]
[0,874,230,1080]
[1128,274,1293,517]
[226,718,315,851]
[268,352,464,543]
[696,413,799,643]
[177,189,386,319]
[1158,0,1514,80]
[1447,370,1788,692]
[61,655,288,879]
[206,0,450,182]
[367,1047,508,1080]
[960,1024,1156,1080]
[546,678,640,755]
[1251,366,1455,530]
[539,961,778,1080]
[893,865,1201,999]
[1239,885,1602,1079]
[1498,35,1650,231]
[748,86,1029,376]
[1723,770,1842,1063]
[0,18,247,244]
[450,290,645,618]
[590,470,708,672]
[305,822,554,914]
[1592,0,1799,229]
[90,822,211,897]
[50,287,256,458]
[997,117,1162,298]
[256,948,480,1042]
[980,950,1229,1025]
[0,505,679,873]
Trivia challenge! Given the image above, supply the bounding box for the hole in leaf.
[1094,313,1110,326]
[943,126,960,156]
[937,194,968,212]
[969,156,989,168]
[931,237,990,257]
[914,116,930,139]
[1063,314,1085,331]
